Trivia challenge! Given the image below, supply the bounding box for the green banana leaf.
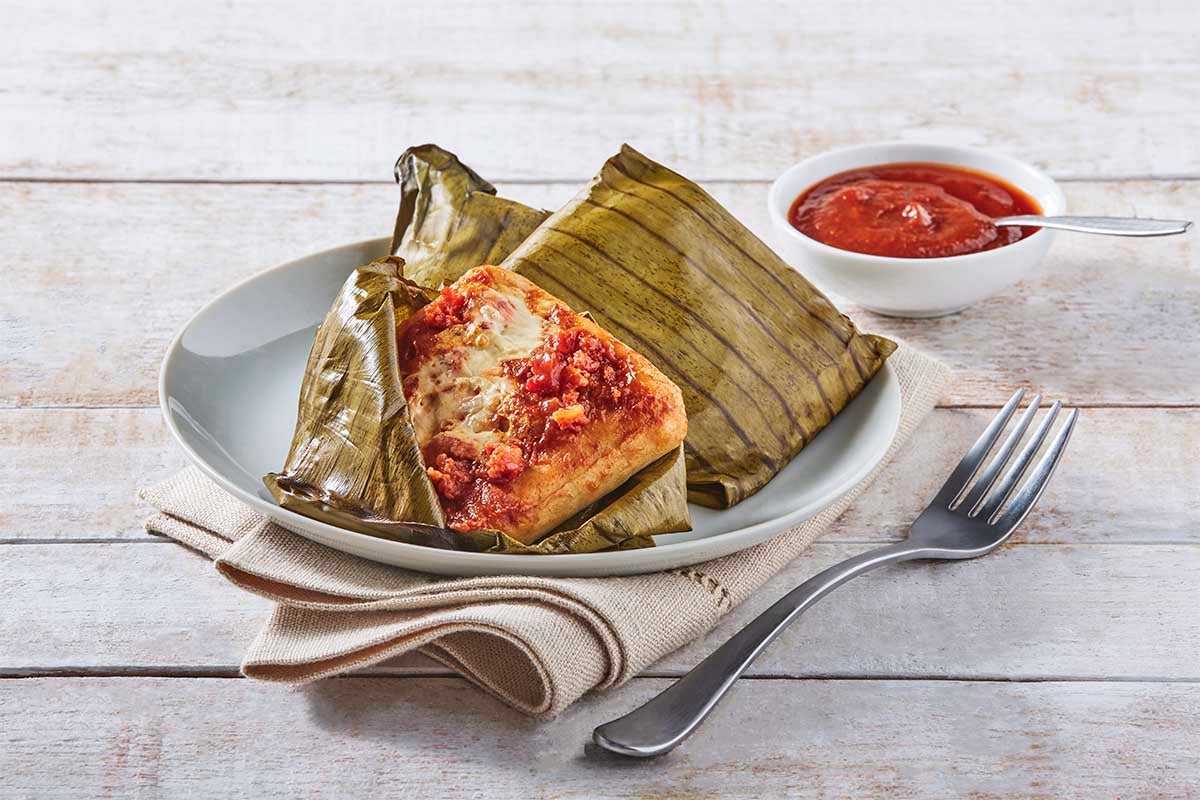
[264,256,690,554]
[390,145,896,508]
[391,145,550,289]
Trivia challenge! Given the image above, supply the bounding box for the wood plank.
[5,541,1198,681]
[667,541,1200,680]
[3,405,1195,545]
[2,1,1198,181]
[0,537,447,674]
[0,409,188,540]
[825,406,1200,545]
[2,676,1197,797]
[2,179,1196,408]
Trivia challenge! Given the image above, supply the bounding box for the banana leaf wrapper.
[389,145,896,508]
[391,145,550,289]
[264,256,690,554]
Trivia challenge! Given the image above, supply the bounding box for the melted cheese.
[406,286,544,454]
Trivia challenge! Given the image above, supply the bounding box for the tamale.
[264,256,690,554]
[396,265,689,544]
[390,145,895,508]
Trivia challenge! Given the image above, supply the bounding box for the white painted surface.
[4,541,1200,681]
[3,1,1199,181]
[3,678,1198,798]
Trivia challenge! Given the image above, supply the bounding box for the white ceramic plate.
[160,238,901,577]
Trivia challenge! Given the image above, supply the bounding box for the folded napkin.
[141,344,949,717]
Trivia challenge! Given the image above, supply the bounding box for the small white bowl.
[767,142,1067,318]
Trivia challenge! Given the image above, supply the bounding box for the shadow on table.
[299,675,680,770]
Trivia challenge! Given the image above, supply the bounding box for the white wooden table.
[3,2,1199,796]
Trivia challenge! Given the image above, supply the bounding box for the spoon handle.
[994,215,1193,236]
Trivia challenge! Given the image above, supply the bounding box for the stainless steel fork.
[593,389,1078,758]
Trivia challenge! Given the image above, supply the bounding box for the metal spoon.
[994,215,1192,236]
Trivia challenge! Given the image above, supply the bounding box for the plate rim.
[159,238,901,577]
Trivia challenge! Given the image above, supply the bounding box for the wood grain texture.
[2,1,1198,181]
[3,407,1197,544]
[0,409,188,540]
[826,407,1200,545]
[6,540,1199,681]
[2,677,1198,798]
[670,540,1200,681]
[0,181,561,408]
[9,404,1198,542]
[1,179,1197,409]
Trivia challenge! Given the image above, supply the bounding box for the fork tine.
[993,408,1079,530]
[961,394,1042,515]
[934,388,1025,507]
[977,401,1061,521]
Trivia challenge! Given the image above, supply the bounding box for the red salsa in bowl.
[788,162,1042,258]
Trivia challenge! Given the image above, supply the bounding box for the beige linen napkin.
[141,344,949,717]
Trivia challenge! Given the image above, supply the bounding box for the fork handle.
[592,541,928,757]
